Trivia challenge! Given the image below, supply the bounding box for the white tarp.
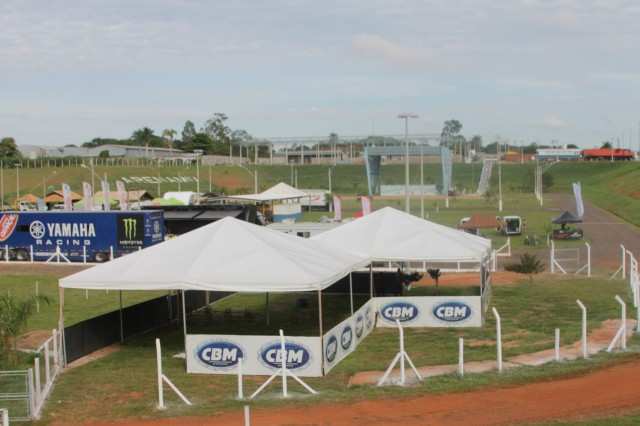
[59,217,370,292]
[312,207,492,262]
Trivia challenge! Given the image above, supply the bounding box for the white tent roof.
[225,182,310,202]
[59,217,370,292]
[312,207,492,262]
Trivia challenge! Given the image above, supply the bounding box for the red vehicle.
[582,148,636,161]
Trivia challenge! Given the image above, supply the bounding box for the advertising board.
[375,296,482,328]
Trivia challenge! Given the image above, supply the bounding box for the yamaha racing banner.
[82,182,93,211]
[375,296,482,328]
[186,334,323,377]
[333,196,342,222]
[361,196,372,216]
[116,180,127,211]
[323,299,376,374]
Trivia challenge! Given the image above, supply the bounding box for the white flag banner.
[333,195,342,222]
[102,180,110,211]
[361,196,372,216]
[573,182,584,218]
[62,183,72,211]
[116,180,127,211]
[82,181,93,211]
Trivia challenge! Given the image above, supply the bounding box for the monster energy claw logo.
[123,218,137,239]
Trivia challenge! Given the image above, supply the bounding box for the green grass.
[16,273,634,424]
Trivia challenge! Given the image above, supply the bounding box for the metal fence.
[0,370,34,421]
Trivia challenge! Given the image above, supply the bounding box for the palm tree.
[162,129,177,152]
[0,292,52,363]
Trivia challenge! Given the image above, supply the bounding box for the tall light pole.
[497,137,503,212]
[15,164,20,201]
[399,113,417,214]
[237,165,258,193]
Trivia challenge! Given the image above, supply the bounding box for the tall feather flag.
[102,180,110,211]
[116,180,127,211]
[572,182,584,218]
[333,195,342,222]
[82,181,93,211]
[361,196,372,216]
[62,183,72,211]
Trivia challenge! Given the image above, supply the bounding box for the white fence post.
[554,328,560,362]
[156,339,165,410]
[615,295,626,350]
[550,241,555,274]
[237,357,244,399]
[576,299,587,359]
[492,307,502,372]
[458,338,464,376]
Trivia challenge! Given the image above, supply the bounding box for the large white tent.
[59,216,370,292]
[312,206,492,263]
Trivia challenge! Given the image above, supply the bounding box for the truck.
[497,215,522,236]
[300,189,330,211]
[0,211,164,262]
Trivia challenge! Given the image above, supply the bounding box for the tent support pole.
[318,290,323,337]
[59,287,67,366]
[369,263,373,298]
[349,273,354,316]
[181,291,187,348]
[266,293,270,326]
[119,291,124,343]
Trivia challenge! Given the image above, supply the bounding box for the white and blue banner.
[375,296,482,328]
[323,299,376,374]
[573,181,584,219]
[186,334,323,377]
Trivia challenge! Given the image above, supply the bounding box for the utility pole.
[399,113,417,214]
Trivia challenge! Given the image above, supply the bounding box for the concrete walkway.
[348,319,637,386]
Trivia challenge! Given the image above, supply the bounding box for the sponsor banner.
[375,296,482,328]
[117,214,145,250]
[62,183,72,211]
[101,180,110,210]
[572,182,584,218]
[361,196,372,216]
[116,180,127,211]
[0,214,19,242]
[186,334,323,376]
[333,196,342,222]
[323,299,376,374]
[82,182,93,210]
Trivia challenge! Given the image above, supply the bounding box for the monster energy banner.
[117,214,145,250]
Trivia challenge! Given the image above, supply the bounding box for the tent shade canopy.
[312,207,492,262]
[552,210,583,224]
[225,182,311,203]
[59,217,370,293]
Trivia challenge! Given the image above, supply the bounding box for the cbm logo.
[325,335,338,363]
[355,315,364,338]
[381,302,420,323]
[196,341,243,370]
[365,306,373,329]
[433,301,472,323]
[341,325,353,350]
[260,342,311,370]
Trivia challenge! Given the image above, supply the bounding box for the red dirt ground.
[73,357,640,426]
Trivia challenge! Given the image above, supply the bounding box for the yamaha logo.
[259,342,311,370]
[341,325,353,350]
[381,301,420,323]
[196,341,244,370]
[433,301,472,323]
[325,335,338,363]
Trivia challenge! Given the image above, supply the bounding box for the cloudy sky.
[1,0,639,149]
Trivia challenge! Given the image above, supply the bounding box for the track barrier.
[156,339,191,409]
[492,308,503,372]
[377,320,422,386]
[249,330,317,399]
[576,300,587,359]
[607,296,627,352]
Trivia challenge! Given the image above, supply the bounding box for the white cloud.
[520,115,568,129]
[351,33,434,65]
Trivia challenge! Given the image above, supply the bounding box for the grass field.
[23,273,636,425]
